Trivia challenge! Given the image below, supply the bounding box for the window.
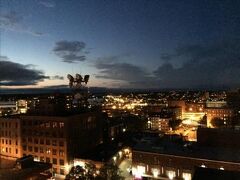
[53,122,58,128]
[46,148,51,154]
[46,122,50,128]
[40,147,44,153]
[60,168,65,175]
[46,157,50,163]
[9,148,11,153]
[34,138,38,144]
[6,139,8,144]
[2,139,4,144]
[16,149,18,154]
[59,122,64,128]
[28,146,32,152]
[59,159,64,165]
[22,137,26,143]
[52,140,57,146]
[52,158,57,164]
[46,139,50,145]
[28,137,32,143]
[9,140,11,145]
[40,139,44,144]
[52,149,57,155]
[16,140,18,145]
[6,147,8,153]
[59,150,65,157]
[40,156,45,162]
[59,141,64,146]
[23,145,27,151]
[34,147,38,153]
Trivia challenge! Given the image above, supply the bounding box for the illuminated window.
[46,148,51,154]
[166,170,176,180]
[183,172,191,180]
[59,122,64,128]
[53,122,58,128]
[152,168,159,177]
[59,150,65,157]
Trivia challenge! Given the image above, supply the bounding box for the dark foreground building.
[132,133,240,179]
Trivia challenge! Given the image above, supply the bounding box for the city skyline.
[1,0,240,89]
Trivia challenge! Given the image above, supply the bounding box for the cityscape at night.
[1,0,240,180]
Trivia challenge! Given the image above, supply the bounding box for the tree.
[96,163,124,180]
[211,117,225,128]
[65,162,97,180]
[169,119,182,130]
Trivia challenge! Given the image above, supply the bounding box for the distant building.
[206,101,227,108]
[205,107,234,127]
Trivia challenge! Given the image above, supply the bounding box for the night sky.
[1,0,240,89]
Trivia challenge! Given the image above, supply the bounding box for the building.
[132,135,240,180]
[197,128,240,149]
[0,112,104,178]
[147,115,171,132]
[0,117,22,159]
[205,107,234,127]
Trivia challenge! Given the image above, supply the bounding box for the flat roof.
[133,135,240,163]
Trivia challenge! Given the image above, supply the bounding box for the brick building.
[0,112,104,178]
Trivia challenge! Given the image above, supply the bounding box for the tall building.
[0,112,104,178]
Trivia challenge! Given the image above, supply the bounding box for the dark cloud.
[154,38,240,89]
[94,56,158,88]
[95,39,240,89]
[0,57,49,86]
[53,41,88,63]
[0,11,44,36]
[39,0,56,8]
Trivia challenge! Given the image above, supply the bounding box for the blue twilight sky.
[1,0,240,89]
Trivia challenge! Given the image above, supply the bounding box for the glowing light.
[182,172,191,180]
[151,168,159,177]
[220,167,224,170]
[65,164,72,173]
[74,160,85,168]
[134,165,145,179]
[201,164,206,168]
[166,170,175,180]
[118,151,122,157]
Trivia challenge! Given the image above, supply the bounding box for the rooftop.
[133,134,240,163]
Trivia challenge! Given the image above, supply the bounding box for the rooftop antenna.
[67,73,90,108]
